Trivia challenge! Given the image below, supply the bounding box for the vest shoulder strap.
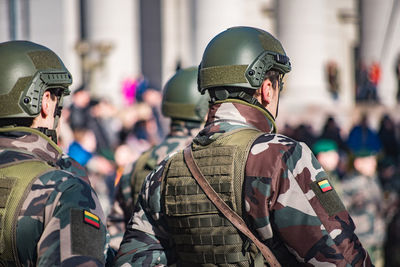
[183,146,280,267]
[0,160,53,266]
[195,128,264,216]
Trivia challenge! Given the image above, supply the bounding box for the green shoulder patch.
[70,208,105,263]
[310,179,345,216]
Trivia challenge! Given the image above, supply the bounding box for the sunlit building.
[1,0,400,133]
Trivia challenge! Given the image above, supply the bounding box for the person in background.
[0,40,110,266]
[320,115,348,154]
[107,66,208,250]
[377,114,400,191]
[341,147,385,267]
[68,128,97,166]
[347,114,381,156]
[69,87,116,159]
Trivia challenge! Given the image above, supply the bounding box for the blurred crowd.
[58,76,400,267]
[58,77,165,215]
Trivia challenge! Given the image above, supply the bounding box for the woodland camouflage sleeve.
[30,170,109,266]
[245,134,372,266]
[279,142,371,265]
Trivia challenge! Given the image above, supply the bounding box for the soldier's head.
[312,139,340,172]
[0,40,72,142]
[198,26,291,119]
[162,66,209,126]
[351,149,378,177]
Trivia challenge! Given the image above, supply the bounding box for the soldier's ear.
[261,79,273,105]
[41,91,52,117]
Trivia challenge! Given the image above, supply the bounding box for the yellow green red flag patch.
[83,210,100,229]
[318,179,332,193]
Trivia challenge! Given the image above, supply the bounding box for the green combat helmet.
[0,41,72,140]
[198,26,291,96]
[162,66,208,122]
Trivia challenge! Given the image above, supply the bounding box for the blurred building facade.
[1,0,400,133]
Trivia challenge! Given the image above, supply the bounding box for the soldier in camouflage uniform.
[107,67,208,249]
[0,41,110,266]
[341,150,385,266]
[115,27,372,266]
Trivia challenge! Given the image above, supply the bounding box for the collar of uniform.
[0,126,62,163]
[205,100,276,133]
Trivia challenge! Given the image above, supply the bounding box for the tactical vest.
[130,149,156,206]
[162,128,267,266]
[0,158,53,266]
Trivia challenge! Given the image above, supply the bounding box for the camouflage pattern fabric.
[0,127,110,266]
[115,101,372,266]
[107,122,201,250]
[341,172,385,266]
[327,170,343,198]
[385,208,400,266]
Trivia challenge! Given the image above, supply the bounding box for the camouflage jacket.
[107,122,200,250]
[0,127,109,266]
[340,172,385,249]
[115,101,372,266]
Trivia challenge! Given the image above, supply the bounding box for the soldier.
[107,66,208,249]
[115,27,372,266]
[341,149,385,266]
[0,41,110,266]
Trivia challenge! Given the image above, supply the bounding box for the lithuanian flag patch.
[83,210,100,229]
[317,179,333,193]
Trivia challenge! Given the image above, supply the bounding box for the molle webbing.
[0,160,53,266]
[164,149,236,215]
[130,150,154,205]
[179,251,249,264]
[163,128,263,266]
[167,215,232,228]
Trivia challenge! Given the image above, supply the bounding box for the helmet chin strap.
[211,89,268,111]
[275,90,280,119]
[36,127,57,143]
